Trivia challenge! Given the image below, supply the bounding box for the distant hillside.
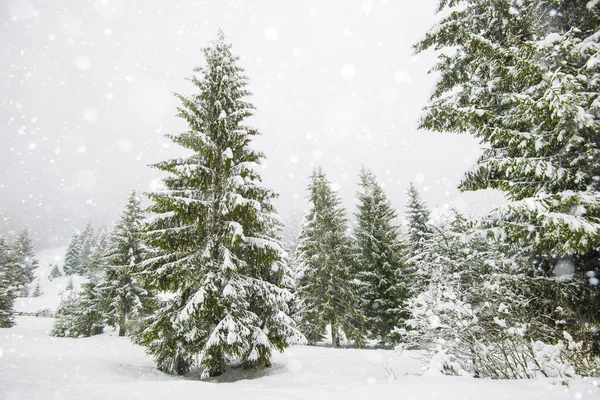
[14,245,87,314]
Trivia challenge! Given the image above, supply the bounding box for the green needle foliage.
[132,31,302,378]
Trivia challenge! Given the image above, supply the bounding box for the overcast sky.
[0,0,506,248]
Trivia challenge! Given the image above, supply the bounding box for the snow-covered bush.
[400,213,600,379]
[51,283,105,338]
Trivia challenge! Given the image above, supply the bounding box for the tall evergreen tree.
[0,235,18,327]
[52,282,106,338]
[14,228,38,284]
[48,264,62,280]
[295,167,365,347]
[416,0,600,259]
[100,192,152,336]
[403,210,599,378]
[78,222,95,274]
[404,183,434,298]
[32,281,42,297]
[86,227,110,278]
[133,32,302,378]
[63,233,82,276]
[417,0,600,364]
[405,183,432,257]
[353,168,408,345]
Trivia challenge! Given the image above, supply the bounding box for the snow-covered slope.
[1,317,598,400]
[14,246,87,314]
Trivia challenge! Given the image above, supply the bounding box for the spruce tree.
[14,228,38,283]
[133,32,302,377]
[405,183,432,257]
[48,264,62,280]
[353,168,408,345]
[65,277,74,292]
[403,211,599,378]
[295,167,365,347]
[0,235,18,327]
[87,227,110,278]
[416,0,600,258]
[32,281,42,297]
[52,282,106,337]
[63,233,82,276]
[417,0,600,367]
[78,222,95,274]
[100,192,151,336]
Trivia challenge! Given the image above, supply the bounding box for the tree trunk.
[331,319,339,348]
[119,314,126,336]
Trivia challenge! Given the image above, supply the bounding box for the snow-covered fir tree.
[52,282,106,338]
[133,32,302,378]
[13,228,38,284]
[32,281,42,297]
[63,233,82,276]
[295,167,365,347]
[99,191,152,336]
[404,183,434,299]
[402,210,599,378]
[65,277,74,292]
[417,0,600,371]
[353,167,408,345]
[0,235,18,328]
[85,227,110,279]
[416,0,600,259]
[78,222,95,274]
[48,264,62,280]
[405,183,432,257]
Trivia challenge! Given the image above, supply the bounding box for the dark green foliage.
[405,183,432,257]
[99,192,152,336]
[133,32,302,378]
[416,0,600,257]
[353,168,409,345]
[0,235,18,328]
[48,264,62,280]
[14,228,38,285]
[52,282,106,337]
[63,233,82,276]
[413,0,600,376]
[65,277,74,292]
[32,281,42,297]
[296,167,366,347]
[78,223,95,273]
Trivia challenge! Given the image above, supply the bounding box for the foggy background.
[0,0,505,248]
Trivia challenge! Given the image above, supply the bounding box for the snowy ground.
[1,317,598,400]
[3,248,599,399]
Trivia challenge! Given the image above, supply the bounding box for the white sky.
[0,0,505,247]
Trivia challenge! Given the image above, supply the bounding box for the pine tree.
[353,168,408,345]
[78,222,95,274]
[0,235,18,328]
[99,192,152,336]
[416,0,600,258]
[295,167,365,347]
[402,211,599,378]
[52,282,106,337]
[65,277,74,292]
[404,183,434,300]
[14,228,38,283]
[63,233,82,276]
[32,281,42,297]
[133,32,302,378]
[405,183,432,257]
[48,264,62,280]
[88,227,110,278]
[417,0,600,370]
